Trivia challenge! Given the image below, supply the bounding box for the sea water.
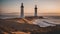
[33,18,60,27]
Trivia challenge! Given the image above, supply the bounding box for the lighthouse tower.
[34,5,37,17]
[20,3,24,18]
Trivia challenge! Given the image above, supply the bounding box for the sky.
[0,0,60,16]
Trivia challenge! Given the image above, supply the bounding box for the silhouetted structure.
[20,3,24,18]
[34,5,37,17]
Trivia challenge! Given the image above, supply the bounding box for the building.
[34,5,37,17]
[20,3,24,18]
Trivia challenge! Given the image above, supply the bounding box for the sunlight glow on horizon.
[1,0,60,16]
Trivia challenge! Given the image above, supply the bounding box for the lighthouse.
[20,3,24,18]
[34,5,37,17]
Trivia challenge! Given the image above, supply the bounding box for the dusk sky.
[0,0,60,16]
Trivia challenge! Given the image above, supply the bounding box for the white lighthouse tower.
[20,3,24,18]
[34,5,37,17]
